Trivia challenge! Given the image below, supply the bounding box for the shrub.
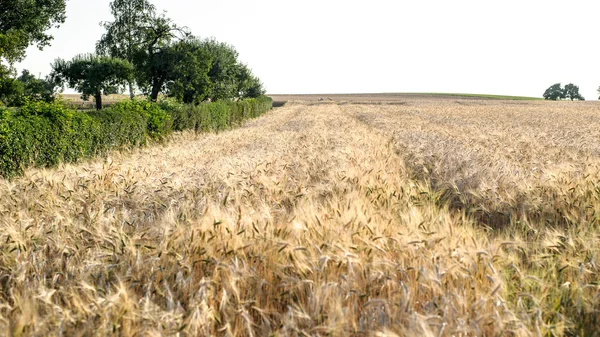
[0,96,272,178]
[0,101,99,177]
[87,104,147,151]
[166,95,273,133]
[109,99,172,139]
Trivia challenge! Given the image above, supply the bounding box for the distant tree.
[51,54,133,110]
[15,70,59,103]
[96,0,156,99]
[543,83,566,101]
[563,83,584,101]
[597,86,600,100]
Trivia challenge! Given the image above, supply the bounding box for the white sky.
[16,0,600,99]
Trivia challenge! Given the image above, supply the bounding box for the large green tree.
[199,38,242,101]
[0,0,67,63]
[164,38,212,104]
[131,13,189,101]
[51,54,133,110]
[153,37,264,104]
[96,0,155,99]
[0,0,67,104]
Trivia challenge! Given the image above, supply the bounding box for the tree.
[0,70,21,106]
[563,83,584,101]
[199,39,242,101]
[131,13,189,101]
[0,0,67,64]
[235,64,265,99]
[16,69,58,103]
[96,0,156,99]
[0,0,66,104]
[51,54,133,110]
[543,83,565,101]
[164,38,212,104]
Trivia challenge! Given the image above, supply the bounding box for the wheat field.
[1,98,600,336]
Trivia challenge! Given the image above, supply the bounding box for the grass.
[0,98,599,336]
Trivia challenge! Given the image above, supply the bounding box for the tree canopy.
[14,69,58,104]
[0,0,66,105]
[96,0,156,98]
[0,0,67,64]
[51,54,133,110]
[543,83,565,101]
[130,13,190,101]
[544,83,584,101]
[564,83,584,101]
[164,38,212,104]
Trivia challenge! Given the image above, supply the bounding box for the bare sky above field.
[15,0,600,99]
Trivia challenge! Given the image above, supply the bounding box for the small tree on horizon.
[564,83,584,101]
[544,83,585,101]
[543,83,565,101]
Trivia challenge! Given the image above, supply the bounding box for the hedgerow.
[0,96,272,178]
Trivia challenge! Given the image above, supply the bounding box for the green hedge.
[167,96,273,132]
[0,96,272,178]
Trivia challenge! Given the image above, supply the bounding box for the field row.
[1,99,599,336]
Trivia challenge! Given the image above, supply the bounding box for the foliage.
[564,83,584,101]
[0,0,67,64]
[0,101,89,177]
[164,38,212,104]
[0,0,66,105]
[199,38,242,101]
[130,13,189,101]
[87,102,147,149]
[0,67,22,106]
[16,69,58,103]
[543,83,566,101]
[0,96,272,178]
[95,2,265,104]
[51,54,133,110]
[96,0,156,98]
[169,95,272,132]
[109,99,172,139]
[544,83,584,101]
[236,63,265,99]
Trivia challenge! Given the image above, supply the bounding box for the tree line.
[0,0,265,109]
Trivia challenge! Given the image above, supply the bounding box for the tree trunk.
[128,81,134,100]
[150,79,163,102]
[95,92,102,110]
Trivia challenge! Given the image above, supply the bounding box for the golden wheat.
[1,98,599,336]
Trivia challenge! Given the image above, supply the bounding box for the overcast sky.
[15,0,600,99]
